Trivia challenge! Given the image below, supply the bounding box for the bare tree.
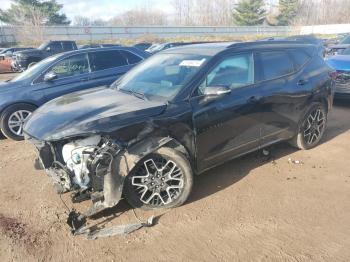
[110,0,168,26]
[293,0,350,25]
[74,16,108,26]
[15,7,45,43]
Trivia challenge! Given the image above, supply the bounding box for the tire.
[0,104,36,141]
[289,103,327,150]
[124,147,193,210]
[28,62,37,69]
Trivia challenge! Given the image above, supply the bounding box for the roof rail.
[226,40,313,49]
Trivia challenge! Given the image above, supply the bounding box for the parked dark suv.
[0,47,149,140]
[12,40,78,71]
[24,42,335,222]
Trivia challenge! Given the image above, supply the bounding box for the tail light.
[329,71,338,80]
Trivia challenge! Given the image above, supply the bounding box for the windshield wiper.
[119,88,147,101]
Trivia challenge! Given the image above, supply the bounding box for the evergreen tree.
[277,0,299,26]
[0,0,70,25]
[233,0,266,26]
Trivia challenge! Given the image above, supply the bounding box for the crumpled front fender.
[85,136,173,217]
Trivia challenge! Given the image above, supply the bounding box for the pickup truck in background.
[12,40,77,71]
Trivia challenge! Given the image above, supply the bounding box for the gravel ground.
[0,72,350,261]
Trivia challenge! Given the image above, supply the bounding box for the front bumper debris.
[74,215,155,239]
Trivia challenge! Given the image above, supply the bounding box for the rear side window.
[258,51,294,81]
[89,50,128,71]
[50,42,63,52]
[62,42,74,51]
[289,49,311,70]
[120,50,142,64]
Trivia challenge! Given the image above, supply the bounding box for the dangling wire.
[59,192,71,214]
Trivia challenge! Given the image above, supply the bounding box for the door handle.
[247,96,259,103]
[80,77,89,82]
[297,79,309,86]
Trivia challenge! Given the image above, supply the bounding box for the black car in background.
[133,42,153,51]
[78,44,122,49]
[12,40,78,71]
[0,47,34,60]
[145,42,212,54]
[24,41,334,220]
[0,47,149,140]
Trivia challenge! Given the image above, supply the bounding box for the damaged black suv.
[24,41,334,218]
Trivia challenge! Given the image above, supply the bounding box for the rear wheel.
[0,104,36,141]
[289,103,327,150]
[124,147,193,210]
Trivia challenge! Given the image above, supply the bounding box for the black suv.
[12,40,77,71]
[24,41,334,219]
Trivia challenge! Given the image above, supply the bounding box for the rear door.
[87,50,131,87]
[33,53,96,102]
[256,49,313,146]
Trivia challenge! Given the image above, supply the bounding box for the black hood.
[16,48,44,56]
[24,87,167,141]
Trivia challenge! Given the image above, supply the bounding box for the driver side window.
[50,54,89,79]
[199,53,254,95]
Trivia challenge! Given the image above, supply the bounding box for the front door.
[33,53,95,102]
[191,52,263,172]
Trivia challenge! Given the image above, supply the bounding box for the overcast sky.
[1,0,175,20]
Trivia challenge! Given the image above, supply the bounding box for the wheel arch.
[0,102,38,117]
[100,136,191,209]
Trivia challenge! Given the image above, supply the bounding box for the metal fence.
[1,24,350,44]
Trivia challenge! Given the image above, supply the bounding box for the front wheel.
[290,103,327,150]
[0,104,36,141]
[124,147,193,210]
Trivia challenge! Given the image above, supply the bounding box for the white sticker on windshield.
[179,58,206,67]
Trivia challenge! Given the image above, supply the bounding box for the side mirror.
[203,85,231,96]
[46,46,51,52]
[44,71,57,82]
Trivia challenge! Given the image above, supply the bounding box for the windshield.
[147,44,163,52]
[11,55,58,82]
[340,36,350,45]
[38,42,49,50]
[0,48,8,54]
[115,53,209,100]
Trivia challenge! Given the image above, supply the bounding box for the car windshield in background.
[38,42,50,50]
[116,53,209,100]
[340,36,350,45]
[11,55,58,82]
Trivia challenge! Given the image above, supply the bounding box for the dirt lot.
[0,72,350,262]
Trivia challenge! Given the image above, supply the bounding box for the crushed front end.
[28,135,128,230]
